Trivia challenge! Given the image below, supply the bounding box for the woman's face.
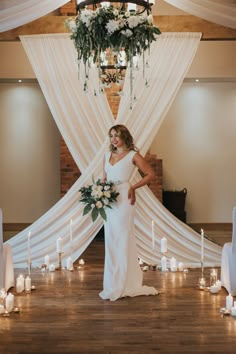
[109,129,124,149]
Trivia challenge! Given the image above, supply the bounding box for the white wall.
[150,81,236,223]
[0,83,61,223]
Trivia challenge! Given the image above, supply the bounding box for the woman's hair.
[108,125,138,152]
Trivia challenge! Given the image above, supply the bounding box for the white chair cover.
[0,209,14,291]
[221,207,236,295]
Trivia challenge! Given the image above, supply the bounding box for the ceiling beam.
[0,15,235,41]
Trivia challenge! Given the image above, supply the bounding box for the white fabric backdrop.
[5,32,222,269]
[164,0,236,29]
[0,209,5,288]
[0,0,70,32]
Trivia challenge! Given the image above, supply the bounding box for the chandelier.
[66,0,161,108]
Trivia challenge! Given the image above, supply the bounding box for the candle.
[5,293,14,312]
[66,256,73,270]
[170,257,177,272]
[16,274,25,293]
[210,285,219,294]
[161,237,167,253]
[25,276,31,292]
[151,220,155,249]
[200,229,204,264]
[161,256,167,271]
[215,280,221,291]
[178,262,184,271]
[56,237,63,253]
[79,259,85,265]
[226,293,233,310]
[44,255,50,268]
[49,263,55,272]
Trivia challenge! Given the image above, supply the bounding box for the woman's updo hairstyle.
[109,125,138,152]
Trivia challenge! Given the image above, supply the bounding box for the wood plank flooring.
[1,233,235,354]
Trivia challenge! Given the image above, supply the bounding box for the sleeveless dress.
[99,150,158,301]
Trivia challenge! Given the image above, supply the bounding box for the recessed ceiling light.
[18,79,22,83]
[195,79,199,82]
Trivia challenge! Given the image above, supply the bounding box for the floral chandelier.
[65,0,161,109]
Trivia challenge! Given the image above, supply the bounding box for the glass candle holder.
[210,268,218,286]
[199,277,206,289]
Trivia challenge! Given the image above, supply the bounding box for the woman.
[99,124,158,301]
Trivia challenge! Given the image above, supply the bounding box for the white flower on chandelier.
[127,15,140,29]
[121,29,133,38]
[106,19,120,34]
[66,5,161,65]
[80,8,94,27]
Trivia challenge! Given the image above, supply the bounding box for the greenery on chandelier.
[65,6,161,65]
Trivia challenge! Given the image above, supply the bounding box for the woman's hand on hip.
[128,187,136,205]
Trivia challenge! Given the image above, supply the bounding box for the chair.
[0,209,14,291]
[221,207,236,295]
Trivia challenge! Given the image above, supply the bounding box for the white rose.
[121,29,133,38]
[104,185,110,191]
[104,191,111,198]
[106,20,120,34]
[127,16,139,29]
[97,191,104,198]
[96,201,103,209]
[113,9,119,17]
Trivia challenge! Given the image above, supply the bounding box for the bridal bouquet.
[78,178,120,222]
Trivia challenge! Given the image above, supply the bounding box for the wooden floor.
[1,231,235,354]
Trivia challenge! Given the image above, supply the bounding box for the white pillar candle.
[49,263,55,272]
[151,220,155,249]
[226,293,233,310]
[56,237,63,253]
[178,262,184,271]
[200,229,204,264]
[5,293,14,312]
[44,255,50,268]
[66,256,73,270]
[25,276,31,292]
[215,280,221,291]
[16,274,25,293]
[170,257,177,271]
[161,256,167,271]
[161,237,167,253]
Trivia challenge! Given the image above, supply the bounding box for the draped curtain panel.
[0,209,5,289]
[0,0,70,32]
[6,32,221,269]
[164,0,236,29]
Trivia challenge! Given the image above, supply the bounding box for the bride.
[99,124,158,301]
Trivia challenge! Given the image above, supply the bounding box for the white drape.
[0,209,5,288]
[164,0,236,29]
[6,32,221,269]
[0,0,70,33]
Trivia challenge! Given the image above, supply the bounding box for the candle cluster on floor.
[145,223,188,273]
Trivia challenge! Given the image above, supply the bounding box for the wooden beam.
[0,15,235,41]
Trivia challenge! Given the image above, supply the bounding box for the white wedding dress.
[99,150,158,301]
